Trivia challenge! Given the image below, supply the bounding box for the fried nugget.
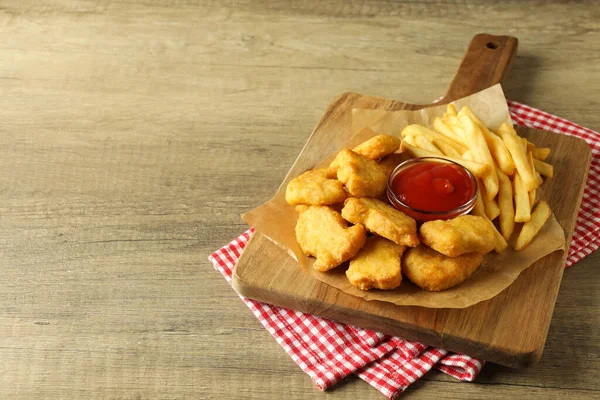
[347,236,406,290]
[329,130,401,171]
[403,244,484,291]
[334,149,387,197]
[419,215,495,257]
[341,197,419,247]
[378,152,412,178]
[295,206,366,271]
[285,168,346,206]
[353,131,401,160]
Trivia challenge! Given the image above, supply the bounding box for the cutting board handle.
[439,33,518,104]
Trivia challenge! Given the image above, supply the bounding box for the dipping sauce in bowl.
[386,157,477,222]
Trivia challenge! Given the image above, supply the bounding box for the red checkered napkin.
[209,103,599,398]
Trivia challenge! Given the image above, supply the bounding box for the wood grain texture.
[0,0,598,399]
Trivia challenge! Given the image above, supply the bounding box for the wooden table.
[0,1,598,399]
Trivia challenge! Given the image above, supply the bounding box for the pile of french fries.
[401,104,554,252]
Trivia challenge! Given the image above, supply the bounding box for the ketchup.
[388,160,476,221]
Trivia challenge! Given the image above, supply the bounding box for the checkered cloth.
[209,102,599,399]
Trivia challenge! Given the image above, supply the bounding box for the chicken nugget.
[341,197,419,247]
[419,215,495,257]
[403,244,484,291]
[285,168,346,206]
[378,152,412,178]
[347,236,406,290]
[295,206,366,271]
[334,149,387,197]
[353,131,401,160]
[329,130,401,171]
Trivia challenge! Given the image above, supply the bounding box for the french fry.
[513,173,531,222]
[446,103,458,116]
[401,142,491,178]
[477,179,500,220]
[444,115,471,141]
[533,158,554,178]
[532,147,551,160]
[472,190,508,253]
[497,170,515,240]
[458,106,515,175]
[459,114,499,200]
[462,150,472,160]
[521,137,528,153]
[403,134,416,146]
[414,135,443,154]
[535,170,543,186]
[432,138,462,157]
[433,118,466,146]
[529,188,536,208]
[498,123,538,191]
[526,151,539,206]
[403,124,468,154]
[515,201,552,251]
[526,140,536,151]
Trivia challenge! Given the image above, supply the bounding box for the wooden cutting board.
[232,34,592,368]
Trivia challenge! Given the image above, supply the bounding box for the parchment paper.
[243,85,566,309]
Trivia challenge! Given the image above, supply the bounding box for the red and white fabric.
[208,102,599,398]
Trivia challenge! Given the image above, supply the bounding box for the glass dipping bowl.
[386,157,478,223]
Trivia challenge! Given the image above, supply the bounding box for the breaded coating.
[334,149,387,197]
[378,152,412,178]
[403,245,484,291]
[295,206,366,271]
[347,236,406,291]
[329,130,401,171]
[341,197,419,247]
[285,168,346,206]
[419,215,495,257]
[295,205,310,214]
[353,132,401,160]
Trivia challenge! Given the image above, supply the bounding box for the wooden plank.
[233,90,591,367]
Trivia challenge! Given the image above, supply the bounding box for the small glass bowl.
[386,157,478,223]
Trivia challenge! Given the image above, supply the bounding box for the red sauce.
[390,161,475,215]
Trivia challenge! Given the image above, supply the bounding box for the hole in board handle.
[486,42,499,49]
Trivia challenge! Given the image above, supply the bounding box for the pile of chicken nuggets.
[286,101,556,293]
[285,128,500,292]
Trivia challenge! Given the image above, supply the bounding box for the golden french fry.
[472,190,508,253]
[431,138,461,157]
[401,142,491,178]
[529,188,536,208]
[459,115,499,200]
[402,124,468,154]
[533,158,554,178]
[403,134,416,146]
[414,134,443,154]
[532,147,551,160]
[515,201,551,251]
[497,170,515,240]
[535,170,543,186]
[458,106,516,175]
[521,137,528,153]
[444,115,472,142]
[477,179,500,220]
[462,150,472,160]
[433,118,466,145]
[446,103,458,116]
[498,123,538,191]
[527,150,536,182]
[513,173,531,222]
[526,140,535,151]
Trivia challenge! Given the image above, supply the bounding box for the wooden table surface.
[1,1,598,399]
